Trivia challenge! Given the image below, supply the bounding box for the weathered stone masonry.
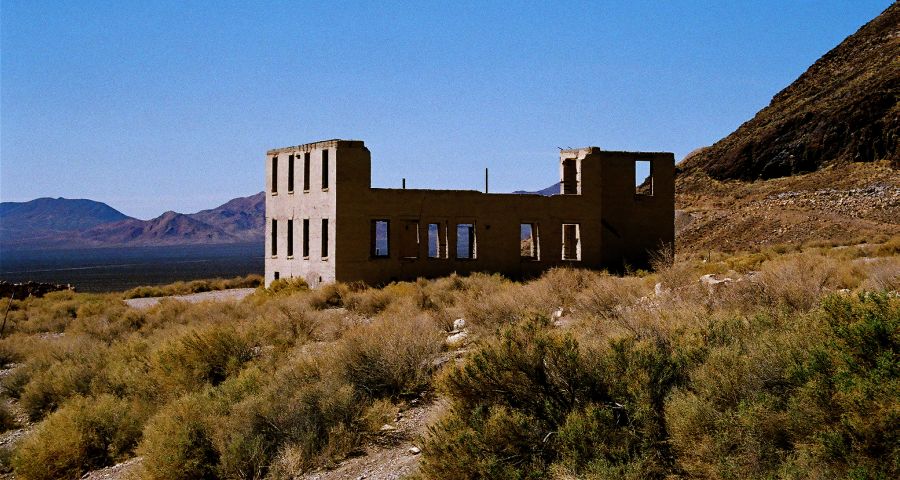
[265,139,674,287]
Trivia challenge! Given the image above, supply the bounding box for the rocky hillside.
[679,2,899,180]
[676,161,899,252]
[187,192,265,243]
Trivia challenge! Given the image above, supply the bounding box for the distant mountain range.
[0,193,264,250]
[513,183,560,196]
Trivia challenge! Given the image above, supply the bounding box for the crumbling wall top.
[267,139,365,155]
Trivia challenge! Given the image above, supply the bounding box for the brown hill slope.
[676,161,899,253]
[679,3,899,180]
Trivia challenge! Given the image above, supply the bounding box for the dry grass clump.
[335,314,443,398]
[122,274,262,299]
[13,394,144,480]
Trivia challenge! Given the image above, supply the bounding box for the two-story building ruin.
[264,139,674,287]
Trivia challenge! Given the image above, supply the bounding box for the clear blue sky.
[1,0,892,219]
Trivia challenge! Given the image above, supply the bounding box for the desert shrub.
[68,296,141,342]
[254,277,310,299]
[573,272,646,322]
[306,282,349,310]
[151,323,254,395]
[666,293,899,479]
[858,257,900,291]
[18,336,108,421]
[123,275,263,299]
[422,319,684,479]
[336,314,443,398]
[139,392,220,480]
[0,402,17,433]
[755,253,838,311]
[452,274,541,330]
[874,236,900,257]
[1,364,33,399]
[249,297,318,353]
[15,290,81,333]
[343,287,395,316]
[13,394,144,480]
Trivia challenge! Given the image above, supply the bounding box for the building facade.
[265,139,674,287]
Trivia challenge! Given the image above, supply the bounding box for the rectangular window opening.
[427,223,448,259]
[303,152,311,191]
[271,219,278,256]
[287,219,294,257]
[273,271,280,280]
[271,156,278,194]
[456,223,476,259]
[302,219,310,257]
[399,220,420,259]
[562,159,579,194]
[321,219,329,258]
[371,220,390,257]
[635,160,653,195]
[521,223,539,260]
[562,223,581,261]
[322,149,329,190]
[287,154,295,192]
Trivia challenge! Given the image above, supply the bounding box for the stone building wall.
[265,139,673,287]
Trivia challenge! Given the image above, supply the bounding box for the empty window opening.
[400,220,420,259]
[302,219,310,257]
[371,220,390,257]
[635,160,653,195]
[273,271,280,280]
[562,223,581,260]
[321,219,329,258]
[287,154,295,192]
[303,152,311,191]
[562,159,579,194]
[322,149,329,189]
[271,219,278,256]
[521,223,539,260]
[287,219,294,257]
[427,223,448,258]
[271,156,278,193]
[456,223,476,259]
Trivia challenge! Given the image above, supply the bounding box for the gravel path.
[300,398,447,480]
[124,288,256,309]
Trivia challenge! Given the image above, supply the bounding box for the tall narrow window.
[371,220,390,257]
[302,219,310,257]
[562,223,581,260]
[271,219,278,256]
[427,223,447,259]
[321,149,329,189]
[456,223,476,259]
[635,160,653,195]
[521,223,539,260]
[303,152,311,191]
[562,159,579,194]
[271,156,278,193]
[287,154,295,192]
[400,220,420,259]
[321,219,329,258]
[287,219,294,257]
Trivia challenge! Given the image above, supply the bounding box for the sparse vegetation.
[0,239,897,479]
[122,275,262,299]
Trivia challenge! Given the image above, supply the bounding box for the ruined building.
[265,139,674,287]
